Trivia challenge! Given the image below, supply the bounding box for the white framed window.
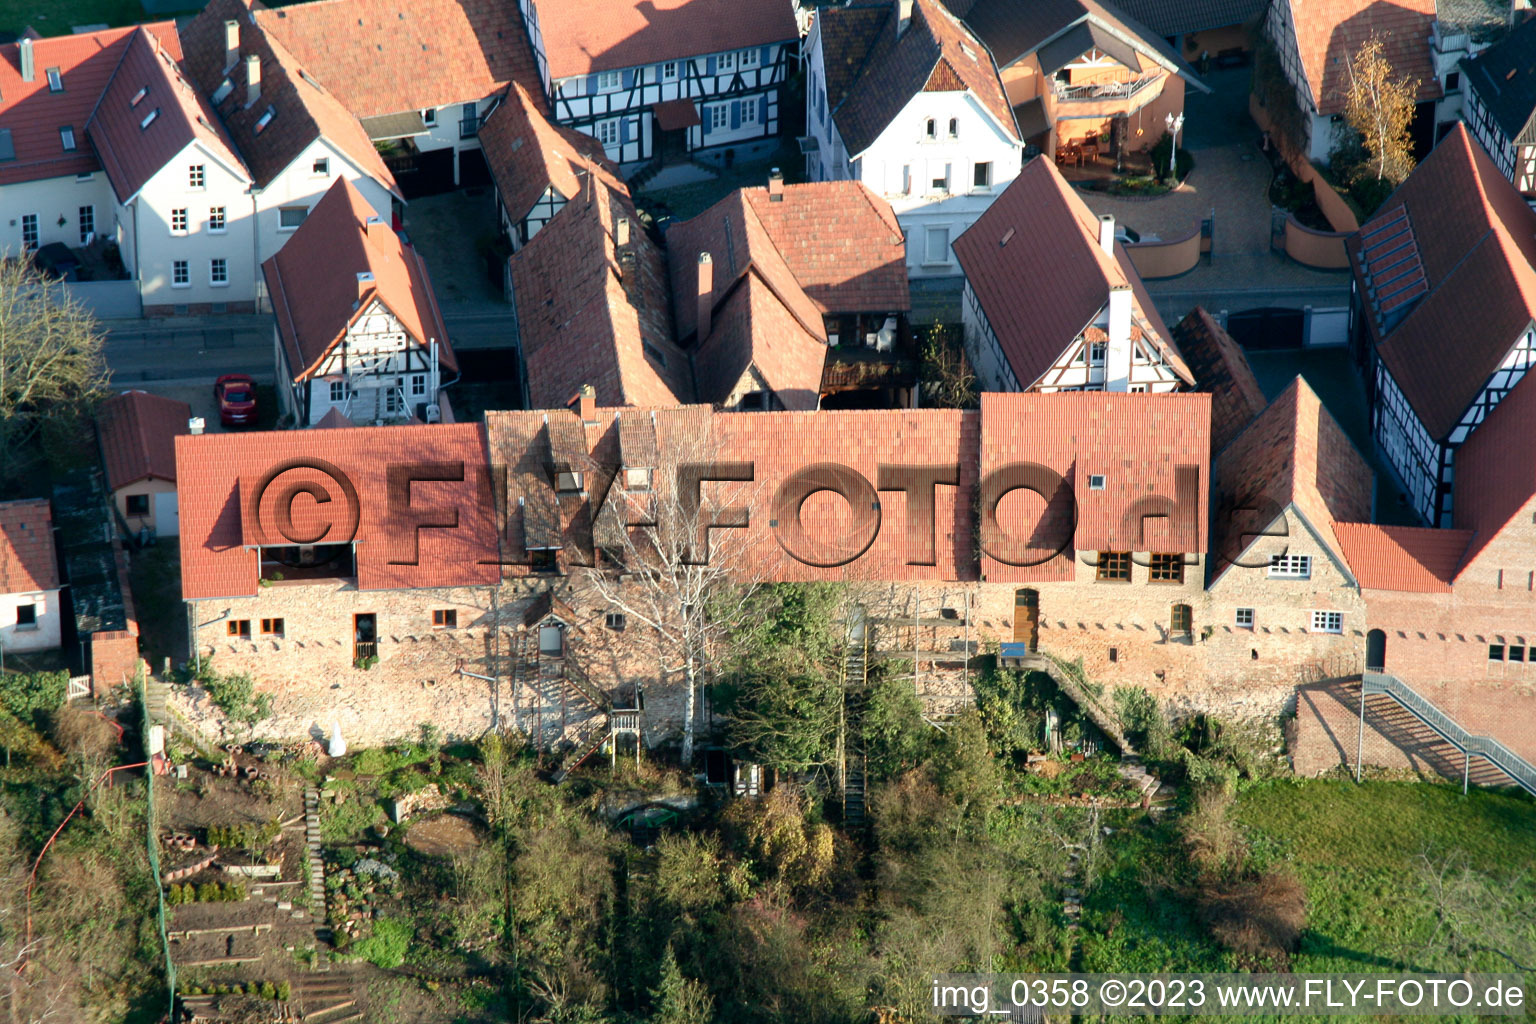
[172,260,189,287]
[1310,610,1342,634]
[312,157,329,176]
[171,208,188,233]
[210,258,228,285]
[710,105,729,131]
[254,106,274,133]
[20,213,37,252]
[278,206,308,230]
[1268,553,1312,579]
[717,51,735,73]
[78,205,93,244]
[1088,474,1106,490]
[410,374,426,396]
[929,162,950,193]
[924,117,936,140]
[662,61,678,80]
[948,116,959,138]
[209,206,226,232]
[598,70,621,92]
[59,126,76,151]
[329,380,348,402]
[741,99,757,125]
[1235,607,1254,629]
[188,164,205,189]
[597,118,620,146]
[140,108,159,130]
[386,390,403,414]
[923,226,950,265]
[1089,341,1107,364]
[972,161,991,189]
[422,107,437,126]
[45,68,62,92]
[740,48,760,68]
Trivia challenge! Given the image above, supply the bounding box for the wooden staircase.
[551,663,616,783]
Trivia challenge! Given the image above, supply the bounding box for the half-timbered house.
[515,0,798,174]
[265,178,455,427]
[1460,13,1536,197]
[1348,125,1536,526]
[953,155,1192,393]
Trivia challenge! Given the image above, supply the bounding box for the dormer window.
[59,126,75,152]
[422,107,437,126]
[625,467,653,491]
[212,79,233,104]
[45,68,62,92]
[1090,341,1106,364]
[556,470,584,493]
[254,106,275,133]
[131,86,148,107]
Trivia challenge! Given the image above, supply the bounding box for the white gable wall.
[0,172,114,259]
[0,587,61,653]
[130,140,254,308]
[251,138,394,280]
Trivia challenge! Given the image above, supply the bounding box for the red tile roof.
[1170,307,1268,453]
[1452,366,1536,573]
[691,274,829,409]
[180,0,397,194]
[531,0,798,79]
[478,83,615,230]
[1280,0,1441,115]
[96,389,192,492]
[953,155,1190,388]
[0,23,181,186]
[0,499,57,594]
[979,391,1211,582]
[509,167,691,409]
[1333,522,1471,592]
[1349,125,1536,441]
[1211,376,1373,581]
[825,0,1018,156]
[264,177,455,382]
[175,423,499,599]
[87,28,248,204]
[252,0,545,119]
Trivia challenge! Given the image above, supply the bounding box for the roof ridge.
[738,197,825,340]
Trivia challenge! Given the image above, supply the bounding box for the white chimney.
[188,417,205,435]
[696,251,714,342]
[768,167,784,201]
[244,53,261,106]
[18,38,33,83]
[615,216,630,248]
[1098,213,1115,256]
[223,19,239,72]
[896,0,913,35]
[1105,285,1133,392]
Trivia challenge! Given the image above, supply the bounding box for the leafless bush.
[1198,867,1306,967]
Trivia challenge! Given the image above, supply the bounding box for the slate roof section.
[1210,376,1373,583]
[1452,366,1536,573]
[1109,0,1266,37]
[96,390,192,492]
[953,155,1190,389]
[264,177,455,383]
[0,499,57,594]
[251,0,545,119]
[822,0,1018,158]
[0,23,181,186]
[509,165,692,409]
[1171,307,1268,453]
[1460,12,1536,147]
[1347,125,1536,442]
[1275,0,1441,115]
[478,83,615,229]
[87,27,248,204]
[175,423,498,599]
[1333,522,1471,592]
[531,0,799,80]
[180,0,397,194]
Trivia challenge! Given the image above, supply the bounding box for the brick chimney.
[696,251,714,342]
[18,38,33,83]
[768,167,784,201]
[223,19,239,72]
[244,53,261,106]
[356,270,375,301]
[1105,285,1133,391]
[364,215,390,244]
[1098,214,1115,256]
[574,383,597,425]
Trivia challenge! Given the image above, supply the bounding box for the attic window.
[642,341,667,367]
[59,126,75,151]
[140,108,160,130]
[131,86,149,107]
[45,68,62,92]
[254,106,275,133]
[1088,474,1106,490]
[212,79,233,104]
[298,69,324,90]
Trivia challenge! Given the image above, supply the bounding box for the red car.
[214,373,258,427]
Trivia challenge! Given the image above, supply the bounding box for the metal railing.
[1362,671,1536,796]
[1051,74,1160,103]
[354,641,378,663]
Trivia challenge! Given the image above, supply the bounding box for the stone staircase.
[293,969,363,1021]
[144,676,169,725]
[303,788,329,972]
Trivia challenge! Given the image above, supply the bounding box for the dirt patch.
[1033,758,1067,780]
[404,813,483,857]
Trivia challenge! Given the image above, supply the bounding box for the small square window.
[1510,645,1526,663]
[432,609,457,629]
[278,206,308,230]
[312,157,329,175]
[606,612,626,631]
[556,470,583,493]
[1489,643,1506,662]
[209,206,226,231]
[1090,341,1107,364]
[16,603,37,627]
[329,380,349,402]
[46,68,63,93]
[260,618,284,637]
[171,208,188,233]
[972,160,991,188]
[188,164,205,189]
[1310,611,1342,634]
[625,467,652,491]
[662,62,678,80]
[709,105,729,131]
[598,70,621,91]
[1445,71,1460,91]
[210,258,228,285]
[530,549,558,573]
[422,108,437,126]
[411,374,426,396]
[227,619,252,638]
[718,51,735,72]
[1235,607,1254,629]
[741,48,760,68]
[1149,553,1184,583]
[125,494,150,516]
[1088,474,1105,490]
[172,260,189,287]
[1095,551,1131,581]
[1269,553,1312,579]
[642,340,668,366]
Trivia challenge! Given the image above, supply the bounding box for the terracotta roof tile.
[175,423,498,599]
[953,155,1189,388]
[532,0,798,80]
[1171,307,1268,452]
[691,275,828,409]
[1452,365,1536,573]
[1279,0,1441,115]
[1349,125,1536,441]
[180,0,397,193]
[264,177,455,382]
[252,0,545,119]
[0,499,57,594]
[478,83,615,230]
[0,23,181,186]
[87,28,247,203]
[1334,522,1471,592]
[96,390,192,492]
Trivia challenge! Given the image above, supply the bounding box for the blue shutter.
[730,100,740,130]
[706,55,717,76]
[585,74,599,95]
[621,68,634,90]
[702,106,712,135]
[620,117,631,143]
[759,95,767,128]
[760,46,770,67]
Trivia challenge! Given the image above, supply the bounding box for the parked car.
[214,374,258,427]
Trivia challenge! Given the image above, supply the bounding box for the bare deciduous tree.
[1342,35,1419,184]
[1416,853,1534,972]
[0,259,110,480]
